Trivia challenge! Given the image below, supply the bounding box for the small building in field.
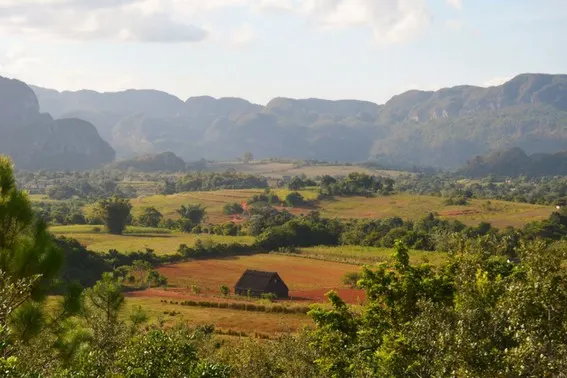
[234,270,289,298]
[556,199,566,210]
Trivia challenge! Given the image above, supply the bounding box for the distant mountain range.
[0,76,114,170]
[1,73,566,171]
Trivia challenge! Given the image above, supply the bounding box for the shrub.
[191,285,201,294]
[342,271,361,288]
[260,292,277,302]
[223,202,244,215]
[220,285,230,296]
[285,192,305,207]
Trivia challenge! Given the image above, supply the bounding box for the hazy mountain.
[458,147,567,177]
[30,73,567,169]
[0,76,115,170]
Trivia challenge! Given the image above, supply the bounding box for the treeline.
[395,173,567,206]
[248,206,566,253]
[162,171,268,194]
[458,147,567,178]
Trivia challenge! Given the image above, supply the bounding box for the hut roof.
[234,269,288,291]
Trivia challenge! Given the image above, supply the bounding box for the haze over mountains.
[1,73,566,171]
[0,76,114,170]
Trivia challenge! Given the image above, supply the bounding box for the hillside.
[458,147,567,177]
[110,151,187,172]
[30,73,567,169]
[0,76,115,170]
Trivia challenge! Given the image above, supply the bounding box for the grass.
[28,194,65,203]
[124,297,311,335]
[289,245,448,266]
[316,194,552,229]
[129,189,263,223]
[50,225,254,255]
[130,190,552,229]
[206,161,405,178]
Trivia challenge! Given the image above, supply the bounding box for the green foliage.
[223,202,244,215]
[115,328,200,377]
[284,191,304,207]
[320,172,394,197]
[0,155,68,356]
[220,285,230,296]
[309,239,567,377]
[112,151,187,172]
[94,196,132,235]
[341,271,361,288]
[288,176,305,191]
[459,147,567,178]
[137,206,163,228]
[168,171,267,194]
[176,204,206,232]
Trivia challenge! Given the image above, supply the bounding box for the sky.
[0,0,566,105]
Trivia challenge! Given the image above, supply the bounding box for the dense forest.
[458,147,567,178]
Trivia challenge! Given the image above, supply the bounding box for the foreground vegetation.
[4,155,567,377]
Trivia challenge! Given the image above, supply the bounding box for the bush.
[260,292,277,302]
[285,192,305,207]
[220,285,230,296]
[190,285,201,294]
[223,203,244,215]
[342,271,361,288]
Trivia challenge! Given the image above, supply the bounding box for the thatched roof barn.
[234,270,289,298]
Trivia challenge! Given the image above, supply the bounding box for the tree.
[223,203,244,215]
[95,197,132,235]
[288,177,305,191]
[176,204,206,232]
[243,152,253,164]
[0,155,79,363]
[137,207,163,228]
[309,239,567,377]
[285,192,304,207]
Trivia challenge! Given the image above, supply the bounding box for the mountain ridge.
[0,76,115,170]
[20,73,567,169]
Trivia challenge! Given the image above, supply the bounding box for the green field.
[50,225,254,255]
[207,161,405,178]
[288,245,448,266]
[130,190,552,229]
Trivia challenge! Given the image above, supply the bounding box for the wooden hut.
[234,270,289,298]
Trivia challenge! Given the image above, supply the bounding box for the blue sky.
[0,0,566,105]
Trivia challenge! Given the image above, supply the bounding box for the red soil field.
[126,287,365,305]
[152,254,363,304]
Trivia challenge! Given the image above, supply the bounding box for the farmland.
[50,225,253,255]
[155,254,361,301]
[129,190,553,229]
[121,253,364,335]
[123,297,312,335]
[288,245,448,266]
[206,161,405,178]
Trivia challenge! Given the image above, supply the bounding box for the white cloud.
[0,47,41,76]
[445,19,464,31]
[483,76,513,87]
[298,0,431,45]
[0,0,432,45]
[446,0,462,10]
[0,0,208,43]
[230,23,255,47]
